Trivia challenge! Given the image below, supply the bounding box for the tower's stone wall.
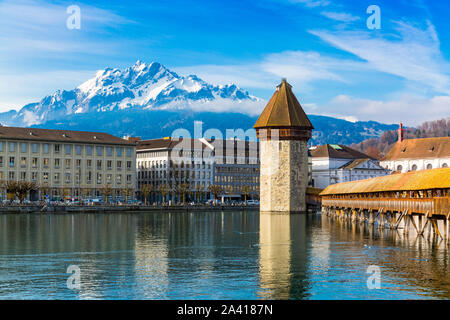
[260,139,308,213]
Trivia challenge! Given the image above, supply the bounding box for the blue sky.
[0,0,449,125]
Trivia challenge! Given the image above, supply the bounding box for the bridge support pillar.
[368,210,374,225]
[445,216,449,242]
[351,209,357,222]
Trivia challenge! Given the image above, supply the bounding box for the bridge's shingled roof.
[320,167,450,195]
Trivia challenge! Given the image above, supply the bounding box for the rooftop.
[254,79,313,129]
[381,137,450,161]
[137,138,258,152]
[320,167,450,195]
[0,126,135,146]
[310,144,372,159]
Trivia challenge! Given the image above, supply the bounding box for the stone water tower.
[254,79,313,213]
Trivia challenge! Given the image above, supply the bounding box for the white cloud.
[0,70,95,112]
[310,21,450,94]
[151,97,266,116]
[0,0,134,56]
[309,94,450,126]
[288,0,330,8]
[176,50,364,93]
[320,11,360,22]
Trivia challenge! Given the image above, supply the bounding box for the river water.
[0,211,448,299]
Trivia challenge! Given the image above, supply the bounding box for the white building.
[0,126,137,201]
[136,138,260,203]
[380,137,450,172]
[137,138,215,203]
[310,144,389,189]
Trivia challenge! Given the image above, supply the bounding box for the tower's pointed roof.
[254,79,313,129]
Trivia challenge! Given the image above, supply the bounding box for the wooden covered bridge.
[320,167,450,239]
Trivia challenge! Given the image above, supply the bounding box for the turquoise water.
[0,211,448,299]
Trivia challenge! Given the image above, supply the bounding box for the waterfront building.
[0,126,137,201]
[137,138,214,203]
[310,144,389,189]
[136,137,260,203]
[379,125,450,172]
[254,78,313,213]
[212,139,259,202]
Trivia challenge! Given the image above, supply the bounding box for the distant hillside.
[30,109,398,145]
[0,59,400,145]
[351,118,450,159]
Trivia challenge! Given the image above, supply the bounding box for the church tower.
[254,79,313,213]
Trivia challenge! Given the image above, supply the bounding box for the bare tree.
[241,186,251,205]
[208,185,223,204]
[178,183,190,204]
[195,183,203,204]
[5,181,37,203]
[100,184,113,204]
[122,186,134,204]
[159,184,169,205]
[140,184,152,205]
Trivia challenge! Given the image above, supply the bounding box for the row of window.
[215,166,259,174]
[138,170,211,179]
[0,157,133,170]
[0,142,133,157]
[0,171,133,184]
[395,163,448,171]
[137,160,213,170]
[215,175,259,184]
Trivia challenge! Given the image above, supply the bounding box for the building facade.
[137,138,214,203]
[380,135,450,173]
[254,79,313,213]
[212,139,259,202]
[0,127,136,201]
[310,144,389,189]
[137,138,260,203]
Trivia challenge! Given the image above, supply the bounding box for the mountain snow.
[2,61,260,126]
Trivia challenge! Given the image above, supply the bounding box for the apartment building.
[212,139,259,202]
[0,126,136,200]
[136,138,260,203]
[137,137,214,203]
[310,144,389,189]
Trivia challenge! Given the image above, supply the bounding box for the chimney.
[398,123,404,143]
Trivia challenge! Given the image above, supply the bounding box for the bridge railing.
[322,197,450,216]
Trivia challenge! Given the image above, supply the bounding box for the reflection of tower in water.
[258,213,311,299]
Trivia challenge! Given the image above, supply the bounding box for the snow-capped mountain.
[3,61,260,126]
[0,60,400,145]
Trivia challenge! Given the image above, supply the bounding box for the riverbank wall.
[0,205,260,214]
